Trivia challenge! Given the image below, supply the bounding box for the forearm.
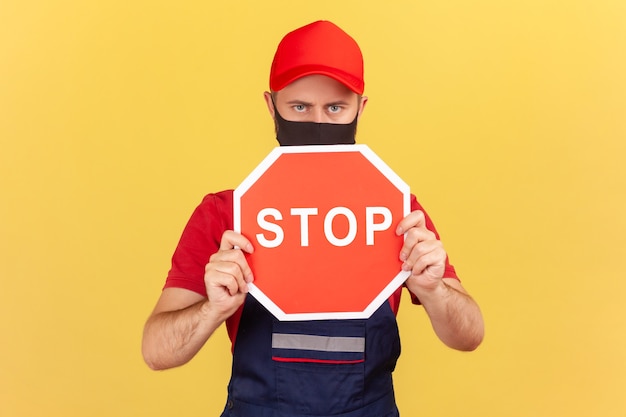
[142,299,224,370]
[413,279,484,351]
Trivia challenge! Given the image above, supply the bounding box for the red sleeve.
[164,190,234,297]
[407,194,459,305]
[163,190,243,347]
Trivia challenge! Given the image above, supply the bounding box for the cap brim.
[271,68,364,95]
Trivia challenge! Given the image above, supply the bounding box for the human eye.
[328,105,342,113]
[293,104,307,112]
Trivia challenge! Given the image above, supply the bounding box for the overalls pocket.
[272,319,366,415]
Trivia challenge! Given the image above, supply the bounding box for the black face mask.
[274,106,358,146]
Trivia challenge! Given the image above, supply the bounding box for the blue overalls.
[220,295,402,417]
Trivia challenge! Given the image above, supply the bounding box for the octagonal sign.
[234,144,410,321]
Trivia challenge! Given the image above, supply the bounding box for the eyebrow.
[326,100,351,106]
[285,99,352,106]
[285,99,314,106]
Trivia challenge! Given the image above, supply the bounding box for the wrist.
[407,277,449,304]
[198,298,233,325]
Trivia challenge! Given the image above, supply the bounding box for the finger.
[220,230,254,253]
[209,250,254,283]
[215,231,255,282]
[412,251,446,280]
[205,256,254,292]
[396,210,426,235]
[206,263,249,295]
[209,247,249,267]
[206,270,243,296]
[399,226,436,262]
[402,240,444,272]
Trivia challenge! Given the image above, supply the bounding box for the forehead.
[275,75,359,102]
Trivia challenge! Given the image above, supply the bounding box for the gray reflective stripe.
[272,333,365,353]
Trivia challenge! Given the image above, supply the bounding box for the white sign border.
[234,144,411,321]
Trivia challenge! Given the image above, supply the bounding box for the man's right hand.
[142,230,255,370]
[204,230,255,319]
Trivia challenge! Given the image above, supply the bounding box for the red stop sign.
[234,144,410,320]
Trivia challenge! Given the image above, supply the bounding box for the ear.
[263,91,276,119]
[357,95,368,119]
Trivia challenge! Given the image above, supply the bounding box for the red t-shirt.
[164,190,458,342]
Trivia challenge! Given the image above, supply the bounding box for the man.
[142,20,484,416]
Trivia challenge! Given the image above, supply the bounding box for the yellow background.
[1,0,625,416]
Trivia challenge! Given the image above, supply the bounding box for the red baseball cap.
[269,20,365,94]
